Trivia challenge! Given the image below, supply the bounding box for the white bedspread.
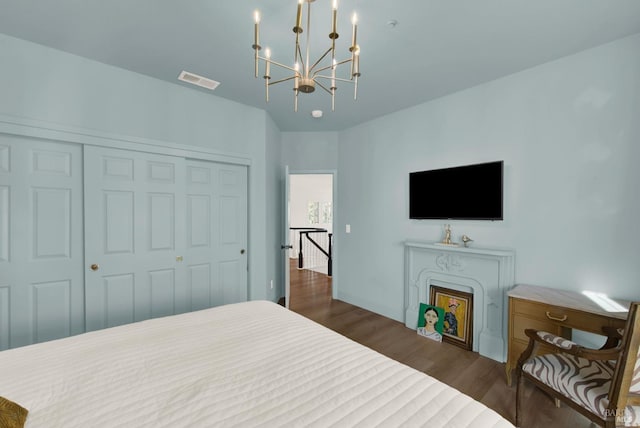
[0,301,514,427]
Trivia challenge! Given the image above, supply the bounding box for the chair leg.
[516,370,523,427]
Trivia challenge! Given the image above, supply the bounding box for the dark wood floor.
[287,260,597,428]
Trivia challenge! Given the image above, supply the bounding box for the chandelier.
[252,0,361,112]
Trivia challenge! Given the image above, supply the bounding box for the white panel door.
[0,136,84,350]
[84,146,186,331]
[216,162,248,304]
[184,160,216,310]
[184,160,248,309]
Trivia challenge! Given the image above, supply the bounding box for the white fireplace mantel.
[404,241,515,362]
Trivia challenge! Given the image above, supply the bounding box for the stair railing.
[289,227,333,277]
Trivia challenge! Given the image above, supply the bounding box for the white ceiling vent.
[178,70,220,90]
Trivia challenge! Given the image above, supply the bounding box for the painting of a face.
[425,309,439,326]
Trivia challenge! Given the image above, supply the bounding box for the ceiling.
[1,1,640,132]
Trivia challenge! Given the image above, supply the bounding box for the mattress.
[0,301,514,427]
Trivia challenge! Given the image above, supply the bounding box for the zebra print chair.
[516,301,640,428]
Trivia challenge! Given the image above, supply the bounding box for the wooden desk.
[505,284,629,385]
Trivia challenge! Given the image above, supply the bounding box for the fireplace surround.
[404,241,515,362]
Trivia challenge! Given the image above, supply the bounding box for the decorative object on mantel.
[443,224,451,244]
[434,224,460,247]
[461,235,473,247]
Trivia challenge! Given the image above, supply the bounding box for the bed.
[0,300,514,427]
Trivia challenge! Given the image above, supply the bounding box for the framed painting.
[429,286,473,350]
[416,303,444,342]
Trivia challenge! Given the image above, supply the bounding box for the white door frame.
[283,166,290,308]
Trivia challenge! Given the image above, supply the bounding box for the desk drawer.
[513,315,559,341]
[512,299,613,334]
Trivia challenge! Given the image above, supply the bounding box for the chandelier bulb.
[295,0,303,33]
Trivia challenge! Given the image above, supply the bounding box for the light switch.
[346,224,351,233]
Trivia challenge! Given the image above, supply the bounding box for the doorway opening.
[288,173,334,307]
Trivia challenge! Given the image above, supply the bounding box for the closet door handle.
[90,263,100,271]
[240,249,246,254]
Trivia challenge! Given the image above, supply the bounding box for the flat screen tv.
[409,161,503,220]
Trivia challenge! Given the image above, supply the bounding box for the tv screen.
[409,161,503,220]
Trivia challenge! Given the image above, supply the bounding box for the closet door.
[84,146,187,331]
[216,162,248,304]
[84,147,248,331]
[185,160,247,310]
[0,137,84,350]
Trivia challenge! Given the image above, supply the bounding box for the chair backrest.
[608,302,640,412]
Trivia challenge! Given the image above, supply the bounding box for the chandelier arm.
[296,43,306,73]
[313,58,353,76]
[314,80,334,95]
[313,59,351,78]
[294,34,300,65]
[315,75,356,84]
[308,47,334,74]
[267,75,298,86]
[259,57,298,73]
[334,58,354,67]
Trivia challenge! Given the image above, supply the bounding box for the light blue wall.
[0,33,281,303]
[0,34,262,155]
[337,34,640,321]
[264,115,284,301]
[281,132,339,170]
